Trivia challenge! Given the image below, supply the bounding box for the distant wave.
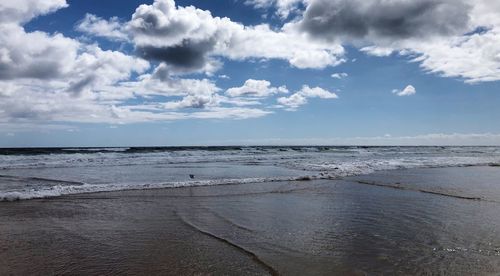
[1,146,499,170]
[2,145,497,156]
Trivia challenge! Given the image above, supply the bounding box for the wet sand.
[2,166,500,275]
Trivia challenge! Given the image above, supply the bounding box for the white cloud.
[277,93,307,109]
[331,72,348,79]
[392,85,416,96]
[277,85,338,109]
[245,0,304,18]
[360,46,394,57]
[298,85,338,99]
[226,79,288,98]
[407,31,500,83]
[77,14,128,41]
[0,0,68,24]
[221,24,345,69]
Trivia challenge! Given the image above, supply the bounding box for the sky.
[1,0,500,147]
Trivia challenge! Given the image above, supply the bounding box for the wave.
[352,180,484,201]
[1,147,499,171]
[173,210,279,275]
[0,146,330,156]
[0,175,321,202]
[2,146,498,156]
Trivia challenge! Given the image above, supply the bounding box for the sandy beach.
[2,166,500,275]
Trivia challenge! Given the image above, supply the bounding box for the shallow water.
[171,169,500,275]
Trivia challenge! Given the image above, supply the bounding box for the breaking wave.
[0,175,318,202]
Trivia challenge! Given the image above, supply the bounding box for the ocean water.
[1,146,500,201]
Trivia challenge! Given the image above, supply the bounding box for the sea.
[1,146,500,201]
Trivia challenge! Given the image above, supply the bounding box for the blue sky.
[1,0,500,146]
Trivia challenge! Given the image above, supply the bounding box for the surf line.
[173,210,279,276]
[351,180,483,201]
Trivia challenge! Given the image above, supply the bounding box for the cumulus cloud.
[226,79,288,98]
[393,85,416,96]
[77,0,345,74]
[297,0,470,43]
[220,24,345,69]
[298,85,339,99]
[277,85,338,109]
[277,93,307,109]
[282,0,500,83]
[0,23,149,98]
[0,1,149,89]
[124,0,223,74]
[0,24,78,80]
